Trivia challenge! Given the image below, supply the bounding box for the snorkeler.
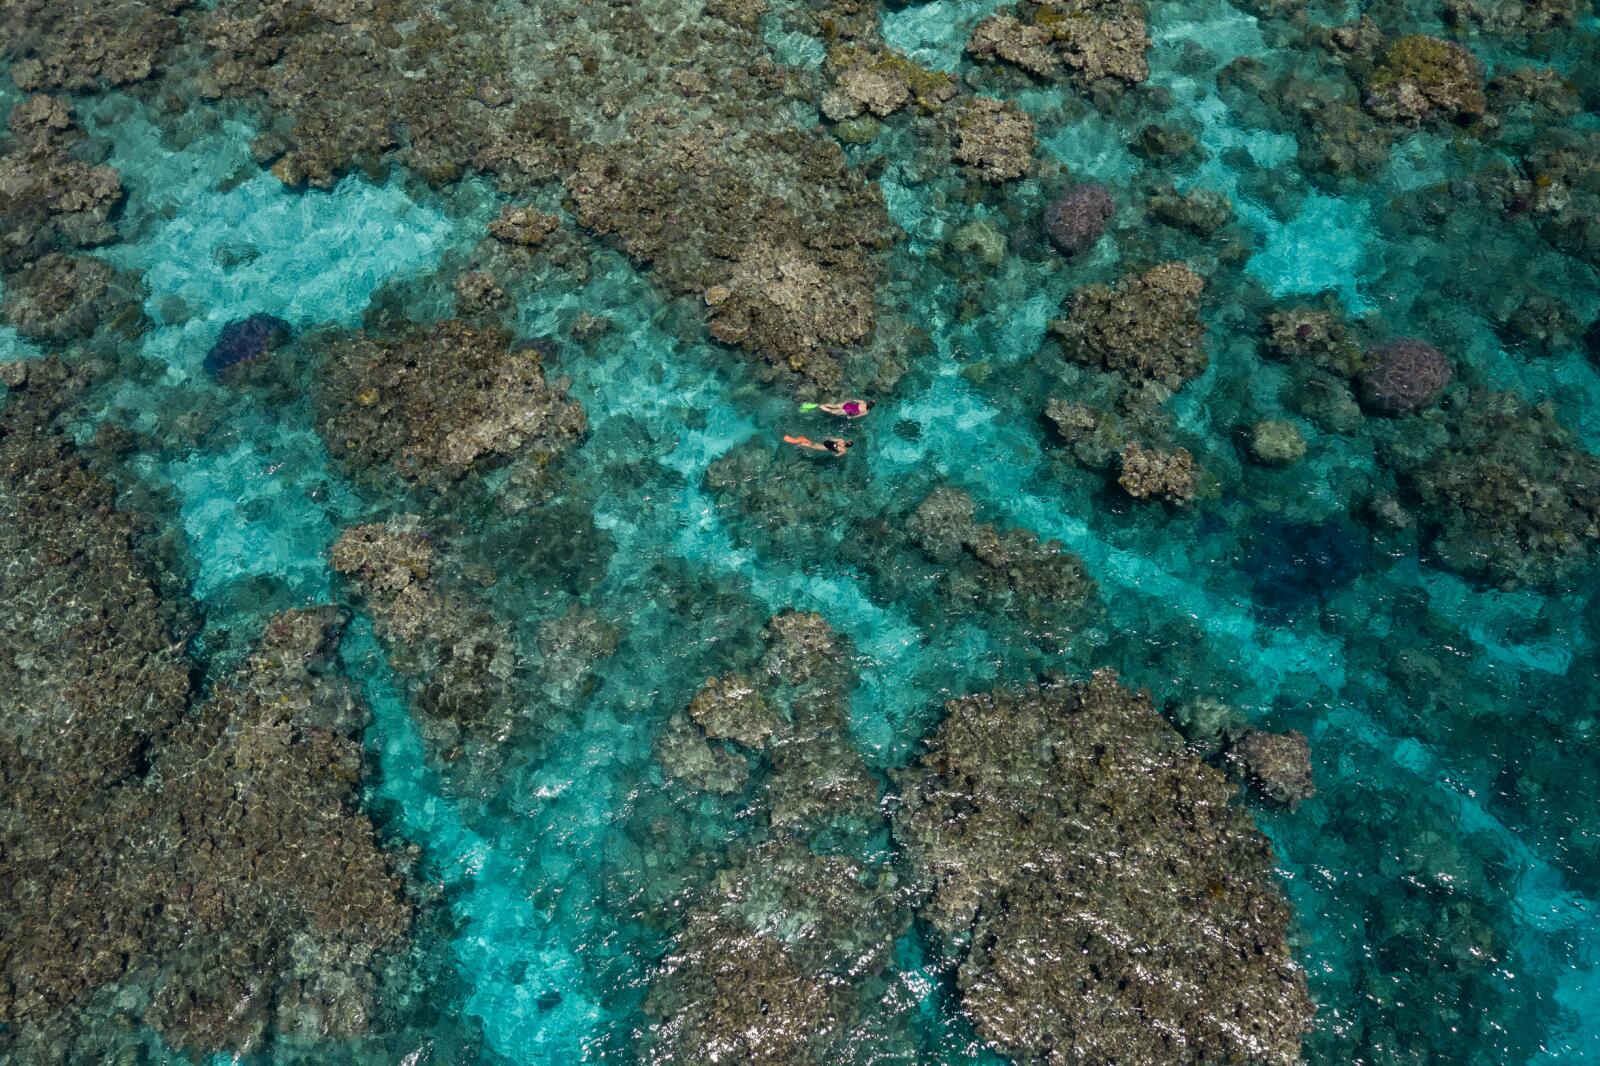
[783,435,851,455]
[800,399,874,418]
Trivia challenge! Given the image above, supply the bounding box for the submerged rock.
[1357,338,1454,415]
[1043,182,1115,256]
[204,313,292,375]
[893,671,1315,1065]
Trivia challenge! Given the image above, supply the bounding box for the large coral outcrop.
[0,366,410,1053]
[893,672,1315,1066]
[1052,261,1208,389]
[968,0,1151,93]
[1,0,190,93]
[316,320,585,495]
[0,95,124,272]
[1404,393,1600,590]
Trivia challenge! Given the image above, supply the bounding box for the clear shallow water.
[2,0,1600,1064]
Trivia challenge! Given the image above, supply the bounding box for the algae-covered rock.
[950,218,1007,265]
[893,671,1314,1065]
[1248,419,1308,466]
[1053,261,1207,389]
[1364,35,1486,122]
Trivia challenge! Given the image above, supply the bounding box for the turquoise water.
[3,0,1600,1063]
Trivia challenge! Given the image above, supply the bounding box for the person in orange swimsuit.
[783,435,851,455]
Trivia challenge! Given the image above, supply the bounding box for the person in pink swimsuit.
[815,399,873,418]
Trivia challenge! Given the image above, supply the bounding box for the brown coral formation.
[1,253,131,342]
[905,486,1097,629]
[1,0,190,93]
[316,320,585,494]
[1118,440,1198,504]
[1404,392,1600,590]
[1232,729,1317,808]
[331,518,517,728]
[643,841,906,1065]
[952,96,1037,182]
[1053,261,1208,389]
[0,367,410,1053]
[968,0,1151,93]
[569,123,885,390]
[893,672,1315,1066]
[0,94,124,272]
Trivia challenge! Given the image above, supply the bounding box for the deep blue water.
[2,0,1600,1063]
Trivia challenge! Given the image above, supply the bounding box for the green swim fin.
[799,402,819,411]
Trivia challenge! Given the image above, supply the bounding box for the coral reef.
[1,0,190,93]
[1118,440,1199,504]
[488,204,560,247]
[1403,392,1600,589]
[316,319,585,495]
[953,96,1037,182]
[1043,182,1115,256]
[331,519,520,733]
[0,94,124,272]
[0,252,124,342]
[1231,729,1317,808]
[893,672,1314,1065]
[1362,35,1486,123]
[1052,261,1207,389]
[968,0,1151,94]
[822,47,957,119]
[904,486,1098,629]
[688,674,782,750]
[642,840,906,1064]
[0,364,409,1053]
[1357,338,1454,415]
[570,124,886,390]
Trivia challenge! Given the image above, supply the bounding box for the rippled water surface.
[2,0,1599,1063]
